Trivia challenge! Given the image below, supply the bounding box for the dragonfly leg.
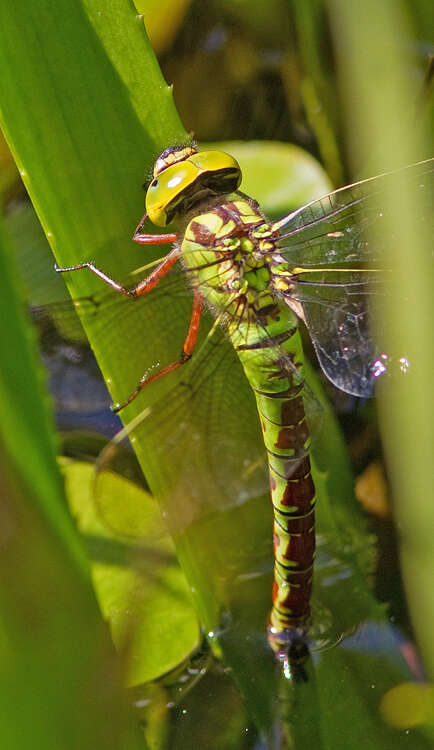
[133,231,178,245]
[55,246,180,298]
[132,210,177,245]
[112,287,203,413]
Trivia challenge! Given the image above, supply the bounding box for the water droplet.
[399,356,410,374]
[372,359,387,378]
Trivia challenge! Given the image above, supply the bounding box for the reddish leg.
[55,246,180,298]
[133,210,177,245]
[112,287,203,412]
[56,217,200,412]
[56,213,178,295]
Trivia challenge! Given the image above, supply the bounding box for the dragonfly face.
[145,145,242,226]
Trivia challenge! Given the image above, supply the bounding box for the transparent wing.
[96,323,265,534]
[284,270,387,396]
[31,258,223,417]
[274,158,433,267]
[272,158,433,396]
[30,260,267,538]
[32,302,113,417]
[94,312,324,541]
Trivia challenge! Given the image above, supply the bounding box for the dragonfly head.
[145,145,242,226]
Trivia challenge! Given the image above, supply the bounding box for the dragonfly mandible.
[54,145,433,653]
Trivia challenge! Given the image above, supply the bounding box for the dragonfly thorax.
[181,196,290,326]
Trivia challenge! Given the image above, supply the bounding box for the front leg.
[132,210,177,245]
[55,246,180,298]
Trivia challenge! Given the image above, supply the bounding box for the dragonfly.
[51,145,433,654]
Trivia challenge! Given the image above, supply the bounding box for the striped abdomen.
[261,386,315,644]
[231,305,316,650]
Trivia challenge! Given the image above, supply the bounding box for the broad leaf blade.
[0,209,144,748]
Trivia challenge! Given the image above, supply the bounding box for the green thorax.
[181,195,279,313]
[181,195,303,395]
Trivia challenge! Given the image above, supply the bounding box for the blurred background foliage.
[0,0,432,748]
[140,0,432,181]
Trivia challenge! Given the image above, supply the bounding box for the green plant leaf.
[0,214,144,748]
[64,460,200,686]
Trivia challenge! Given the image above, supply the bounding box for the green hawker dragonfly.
[53,145,433,653]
